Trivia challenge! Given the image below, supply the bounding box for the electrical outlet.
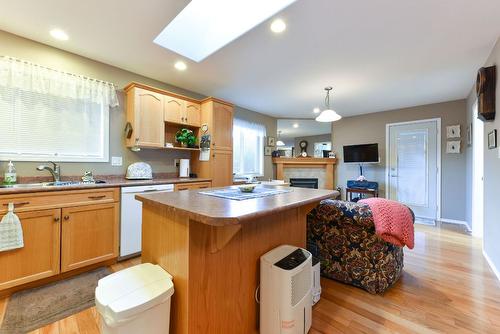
[111,156,123,166]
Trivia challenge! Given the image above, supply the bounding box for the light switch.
[111,156,123,166]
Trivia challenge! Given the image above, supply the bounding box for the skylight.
[154,0,297,62]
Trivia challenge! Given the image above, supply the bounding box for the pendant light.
[276,131,285,146]
[315,87,342,122]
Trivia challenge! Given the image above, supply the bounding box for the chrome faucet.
[36,161,61,182]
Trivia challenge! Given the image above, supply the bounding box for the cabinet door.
[61,203,119,272]
[135,88,165,147]
[0,209,60,290]
[211,150,233,187]
[185,102,201,127]
[212,102,233,151]
[165,96,185,125]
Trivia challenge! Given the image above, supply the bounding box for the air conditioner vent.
[291,267,311,307]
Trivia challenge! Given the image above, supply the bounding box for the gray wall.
[294,134,331,157]
[466,37,500,277]
[331,100,467,221]
[0,30,276,178]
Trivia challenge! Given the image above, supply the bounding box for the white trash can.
[95,263,174,334]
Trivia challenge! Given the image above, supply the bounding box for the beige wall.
[331,100,467,221]
[0,30,276,178]
[466,37,500,277]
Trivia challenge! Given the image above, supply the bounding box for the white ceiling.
[278,119,330,139]
[0,0,499,119]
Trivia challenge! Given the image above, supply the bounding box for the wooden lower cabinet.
[61,203,119,272]
[0,209,61,290]
[0,188,120,293]
[174,181,211,191]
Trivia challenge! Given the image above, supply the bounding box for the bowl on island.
[238,184,257,193]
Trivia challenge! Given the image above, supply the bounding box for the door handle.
[63,215,70,221]
[54,217,60,222]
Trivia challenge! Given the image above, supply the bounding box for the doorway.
[472,101,484,237]
[386,119,441,223]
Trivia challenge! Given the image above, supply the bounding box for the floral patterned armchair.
[307,199,404,294]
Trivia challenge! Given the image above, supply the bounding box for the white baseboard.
[439,218,472,232]
[482,248,500,282]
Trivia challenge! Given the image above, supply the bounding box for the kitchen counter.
[138,185,337,334]
[0,176,211,195]
[137,185,334,226]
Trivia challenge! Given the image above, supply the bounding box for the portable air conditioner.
[260,245,312,334]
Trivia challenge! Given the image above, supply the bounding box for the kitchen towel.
[0,203,24,252]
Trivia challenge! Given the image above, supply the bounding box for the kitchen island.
[136,186,337,334]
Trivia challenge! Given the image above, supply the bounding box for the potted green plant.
[175,128,197,148]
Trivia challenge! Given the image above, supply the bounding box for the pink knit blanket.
[359,198,414,249]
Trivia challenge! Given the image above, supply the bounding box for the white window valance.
[0,56,117,162]
[0,56,118,107]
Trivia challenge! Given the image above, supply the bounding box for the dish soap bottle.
[4,161,17,185]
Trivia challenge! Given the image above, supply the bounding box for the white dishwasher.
[120,184,174,259]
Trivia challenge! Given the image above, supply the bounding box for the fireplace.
[289,178,319,189]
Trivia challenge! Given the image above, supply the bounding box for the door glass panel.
[396,130,428,206]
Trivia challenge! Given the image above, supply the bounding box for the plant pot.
[180,142,188,148]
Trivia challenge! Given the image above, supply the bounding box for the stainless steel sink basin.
[0,181,93,189]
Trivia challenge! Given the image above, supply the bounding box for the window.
[313,142,331,158]
[233,118,266,176]
[0,57,118,162]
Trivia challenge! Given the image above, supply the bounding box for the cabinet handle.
[3,201,29,206]
[212,154,216,158]
[213,142,216,146]
[54,217,60,222]
[64,215,70,221]
[88,195,106,200]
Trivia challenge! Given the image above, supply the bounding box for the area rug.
[0,267,111,334]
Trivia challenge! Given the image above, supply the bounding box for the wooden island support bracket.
[209,224,242,253]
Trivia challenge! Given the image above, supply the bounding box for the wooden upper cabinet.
[61,203,119,273]
[211,150,233,187]
[127,87,165,148]
[211,102,233,151]
[185,102,201,127]
[164,97,201,127]
[0,209,61,290]
[164,96,185,124]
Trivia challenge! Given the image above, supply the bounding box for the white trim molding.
[483,248,500,282]
[439,218,472,232]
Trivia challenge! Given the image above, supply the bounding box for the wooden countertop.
[136,186,338,226]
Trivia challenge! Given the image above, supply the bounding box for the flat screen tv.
[343,143,379,163]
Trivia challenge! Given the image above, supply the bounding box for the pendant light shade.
[315,87,342,123]
[276,130,285,146]
[315,109,342,122]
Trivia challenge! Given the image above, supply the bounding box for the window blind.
[233,118,266,176]
[0,57,117,162]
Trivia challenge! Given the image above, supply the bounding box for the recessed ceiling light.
[313,107,321,114]
[174,61,187,71]
[293,123,299,128]
[50,29,69,41]
[270,19,286,33]
[154,0,298,62]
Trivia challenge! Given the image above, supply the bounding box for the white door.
[387,120,439,221]
[472,101,484,237]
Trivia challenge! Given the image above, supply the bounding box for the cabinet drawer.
[0,188,119,214]
[174,182,211,191]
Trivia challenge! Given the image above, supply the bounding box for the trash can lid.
[95,263,174,325]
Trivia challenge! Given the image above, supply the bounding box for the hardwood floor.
[1,224,499,333]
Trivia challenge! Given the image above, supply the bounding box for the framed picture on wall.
[446,125,461,138]
[267,136,276,146]
[488,129,497,149]
[264,146,272,156]
[446,141,461,154]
